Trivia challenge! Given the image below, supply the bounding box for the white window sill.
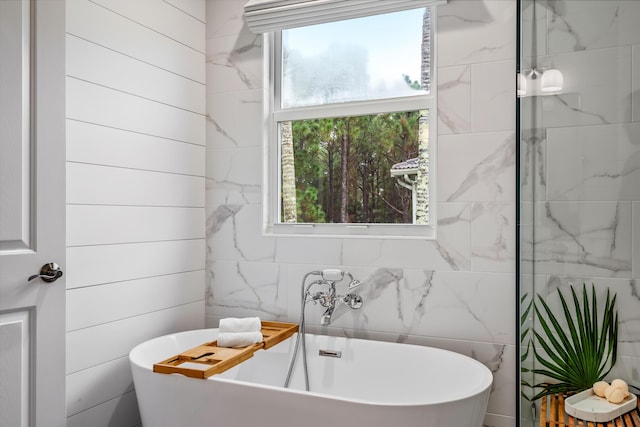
[264,223,436,240]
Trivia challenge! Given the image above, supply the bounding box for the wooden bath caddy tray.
[153,321,298,379]
[540,393,640,426]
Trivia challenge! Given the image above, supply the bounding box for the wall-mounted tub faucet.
[285,269,364,391]
[306,269,364,326]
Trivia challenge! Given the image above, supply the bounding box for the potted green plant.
[522,283,618,401]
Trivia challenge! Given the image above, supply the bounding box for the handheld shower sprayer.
[320,269,343,282]
[345,273,362,290]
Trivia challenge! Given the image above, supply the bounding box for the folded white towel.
[219,317,261,333]
[217,331,263,348]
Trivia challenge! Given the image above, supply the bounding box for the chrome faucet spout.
[321,305,335,326]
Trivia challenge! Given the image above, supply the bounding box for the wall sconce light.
[540,68,563,92]
[517,67,563,97]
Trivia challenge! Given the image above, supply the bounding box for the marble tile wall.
[206,1,516,425]
[520,0,640,424]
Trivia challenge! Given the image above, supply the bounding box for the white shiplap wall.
[65,1,206,425]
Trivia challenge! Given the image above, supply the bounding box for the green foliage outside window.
[281,111,422,224]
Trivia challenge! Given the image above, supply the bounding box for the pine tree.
[281,121,297,222]
[415,8,431,225]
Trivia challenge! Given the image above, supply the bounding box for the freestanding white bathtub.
[130,328,493,427]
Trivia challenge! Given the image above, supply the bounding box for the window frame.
[262,7,438,239]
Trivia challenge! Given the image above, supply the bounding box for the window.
[264,6,437,238]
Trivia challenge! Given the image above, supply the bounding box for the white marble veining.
[547,0,640,54]
[519,204,535,277]
[206,0,245,39]
[436,203,472,271]
[535,47,632,128]
[528,202,632,278]
[282,266,513,345]
[438,65,471,135]
[207,146,262,189]
[518,127,546,203]
[437,0,516,67]
[471,202,515,273]
[207,89,263,149]
[471,60,516,133]
[475,344,516,418]
[207,203,275,262]
[206,176,262,207]
[341,238,465,271]
[438,131,516,203]
[207,28,263,94]
[547,123,640,201]
[206,260,287,319]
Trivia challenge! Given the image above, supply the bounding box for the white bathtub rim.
[130,328,493,407]
[209,372,490,408]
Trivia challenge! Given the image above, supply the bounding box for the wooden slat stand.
[540,394,640,427]
[153,321,298,379]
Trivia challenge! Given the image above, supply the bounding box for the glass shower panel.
[518,1,541,425]
[519,1,640,426]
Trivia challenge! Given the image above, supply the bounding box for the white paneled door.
[0,1,66,426]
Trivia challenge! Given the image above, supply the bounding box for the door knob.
[28,262,63,283]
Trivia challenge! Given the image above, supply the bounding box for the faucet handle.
[305,291,318,304]
[308,291,333,306]
[343,293,363,309]
[317,292,334,307]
